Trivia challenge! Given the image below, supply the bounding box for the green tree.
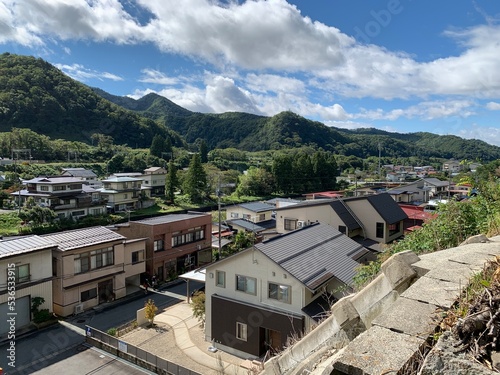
[191,291,206,326]
[150,134,165,158]
[199,140,208,163]
[183,153,207,203]
[235,167,273,197]
[19,200,56,228]
[165,160,178,204]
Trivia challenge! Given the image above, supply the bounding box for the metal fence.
[85,325,202,375]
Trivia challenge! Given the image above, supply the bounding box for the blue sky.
[1,0,500,145]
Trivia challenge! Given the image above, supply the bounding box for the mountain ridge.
[1,52,499,162]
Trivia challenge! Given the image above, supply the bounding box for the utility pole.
[216,175,222,261]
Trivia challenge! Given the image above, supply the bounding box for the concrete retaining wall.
[260,238,500,375]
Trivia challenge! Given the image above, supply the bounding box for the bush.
[33,309,52,324]
[107,327,117,336]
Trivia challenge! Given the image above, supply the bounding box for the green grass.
[0,212,23,236]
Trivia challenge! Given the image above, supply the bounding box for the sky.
[1,0,500,146]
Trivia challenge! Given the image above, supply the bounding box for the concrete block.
[389,250,421,266]
[401,277,461,309]
[371,297,439,339]
[331,326,424,375]
[424,260,481,284]
[380,256,418,292]
[459,234,490,246]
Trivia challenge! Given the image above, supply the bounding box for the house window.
[268,283,291,303]
[230,212,238,218]
[132,250,144,264]
[388,222,400,236]
[123,193,128,199]
[259,214,265,221]
[71,210,85,217]
[243,214,251,220]
[236,322,248,341]
[236,275,256,295]
[338,225,347,234]
[154,239,164,252]
[40,185,49,191]
[284,219,296,231]
[74,247,114,274]
[53,185,66,191]
[376,222,384,238]
[81,288,97,302]
[13,264,30,283]
[216,271,225,287]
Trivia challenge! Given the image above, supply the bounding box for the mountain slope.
[0,53,167,147]
[1,52,499,162]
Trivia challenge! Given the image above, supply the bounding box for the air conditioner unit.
[297,220,306,229]
[74,304,84,315]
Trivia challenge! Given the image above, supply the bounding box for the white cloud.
[354,100,476,121]
[139,69,181,85]
[2,0,500,102]
[486,102,500,110]
[54,63,123,82]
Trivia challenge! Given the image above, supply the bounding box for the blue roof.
[238,201,275,212]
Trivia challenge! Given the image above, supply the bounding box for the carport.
[179,267,206,303]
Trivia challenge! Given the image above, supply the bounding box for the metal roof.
[366,193,408,225]
[102,176,142,182]
[0,235,57,259]
[24,176,84,184]
[61,168,97,178]
[42,226,125,251]
[238,201,275,212]
[228,219,276,232]
[133,212,210,225]
[254,223,364,291]
[329,200,361,231]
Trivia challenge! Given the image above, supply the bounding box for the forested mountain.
[0,53,168,148]
[1,52,499,162]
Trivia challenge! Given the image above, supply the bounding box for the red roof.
[399,204,436,221]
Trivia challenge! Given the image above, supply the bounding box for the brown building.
[44,226,146,317]
[115,212,213,281]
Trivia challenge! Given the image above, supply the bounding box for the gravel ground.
[121,320,247,375]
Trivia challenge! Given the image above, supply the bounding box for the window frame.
[236,275,257,295]
[14,264,30,283]
[268,282,291,304]
[216,270,225,288]
[81,288,97,302]
[154,239,164,252]
[376,222,384,238]
[132,250,145,264]
[236,322,248,341]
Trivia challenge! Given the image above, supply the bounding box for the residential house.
[0,236,57,336]
[225,202,276,241]
[60,168,100,188]
[442,159,462,173]
[114,212,212,281]
[205,223,367,358]
[303,191,344,200]
[97,176,142,212]
[141,167,167,196]
[11,176,106,219]
[389,177,450,203]
[45,226,146,317]
[274,193,407,249]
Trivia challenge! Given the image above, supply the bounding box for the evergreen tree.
[165,160,178,204]
[199,140,208,163]
[150,134,164,158]
[164,137,173,159]
[183,153,207,203]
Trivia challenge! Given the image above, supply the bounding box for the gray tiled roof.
[61,168,97,178]
[329,201,361,231]
[228,219,276,232]
[42,226,125,251]
[133,213,209,225]
[0,235,56,259]
[255,223,364,291]
[366,193,408,225]
[238,201,275,212]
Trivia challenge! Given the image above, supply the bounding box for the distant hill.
[1,52,499,162]
[0,53,168,148]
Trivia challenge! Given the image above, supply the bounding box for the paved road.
[0,280,203,374]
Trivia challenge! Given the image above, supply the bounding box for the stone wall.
[260,236,500,375]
